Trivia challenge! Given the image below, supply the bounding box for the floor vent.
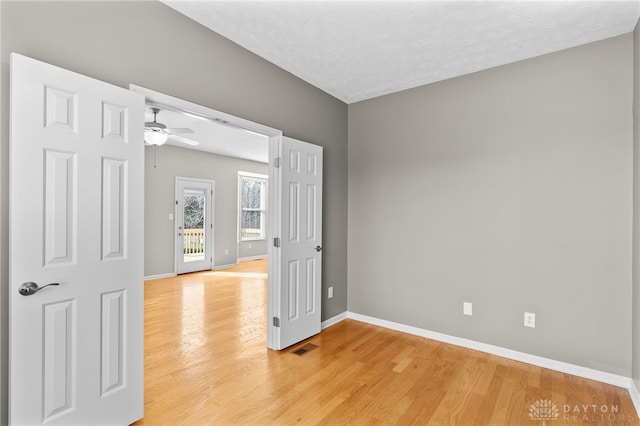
[292,343,318,356]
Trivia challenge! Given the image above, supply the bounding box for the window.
[239,172,267,241]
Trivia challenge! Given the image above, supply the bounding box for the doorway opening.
[176,178,214,274]
[130,85,284,350]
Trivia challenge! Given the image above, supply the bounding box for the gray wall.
[238,239,269,261]
[145,145,268,277]
[348,35,633,376]
[633,18,640,391]
[0,1,348,421]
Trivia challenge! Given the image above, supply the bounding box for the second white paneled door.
[176,178,214,274]
[272,137,323,349]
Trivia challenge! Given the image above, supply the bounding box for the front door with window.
[176,178,213,274]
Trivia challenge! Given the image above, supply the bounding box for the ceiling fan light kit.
[144,130,168,146]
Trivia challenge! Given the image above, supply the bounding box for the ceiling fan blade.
[145,123,167,131]
[166,127,195,135]
[169,134,199,146]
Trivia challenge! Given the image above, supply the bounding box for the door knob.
[315,245,322,252]
[18,281,60,296]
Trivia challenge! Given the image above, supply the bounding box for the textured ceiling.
[163,0,640,104]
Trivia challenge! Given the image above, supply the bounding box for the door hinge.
[273,317,280,327]
[175,200,178,205]
[274,157,281,168]
[274,237,280,248]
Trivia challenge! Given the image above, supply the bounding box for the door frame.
[175,177,215,275]
[129,85,284,349]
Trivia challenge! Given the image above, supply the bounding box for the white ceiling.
[163,0,640,104]
[145,107,270,163]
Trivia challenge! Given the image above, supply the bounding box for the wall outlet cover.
[524,312,536,328]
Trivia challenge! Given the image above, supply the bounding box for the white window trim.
[238,171,268,242]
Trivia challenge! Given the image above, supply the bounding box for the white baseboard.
[629,380,640,417]
[322,312,348,329]
[347,311,631,389]
[145,260,262,278]
[239,255,267,261]
[213,263,238,270]
[144,272,176,281]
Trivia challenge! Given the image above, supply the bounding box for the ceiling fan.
[144,107,198,146]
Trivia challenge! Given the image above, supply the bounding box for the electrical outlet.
[168,213,174,220]
[463,302,472,316]
[224,249,229,255]
[248,243,252,249]
[524,312,536,328]
[328,286,333,299]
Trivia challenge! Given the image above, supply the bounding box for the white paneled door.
[9,54,145,425]
[273,136,323,349]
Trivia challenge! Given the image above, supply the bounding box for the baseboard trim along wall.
[213,263,239,270]
[321,310,640,417]
[144,261,251,280]
[239,255,268,262]
[630,381,640,417]
[321,312,348,329]
[347,311,630,387]
[144,272,176,281]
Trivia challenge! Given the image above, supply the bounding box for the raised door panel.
[43,150,77,266]
[101,158,127,260]
[101,290,126,396]
[102,102,128,142]
[45,86,78,132]
[305,258,316,314]
[306,184,317,241]
[289,182,300,243]
[42,300,77,423]
[288,261,299,321]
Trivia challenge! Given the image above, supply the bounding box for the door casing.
[129,85,286,350]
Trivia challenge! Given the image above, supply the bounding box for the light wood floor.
[135,259,637,425]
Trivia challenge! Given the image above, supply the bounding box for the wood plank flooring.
[134,259,638,425]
